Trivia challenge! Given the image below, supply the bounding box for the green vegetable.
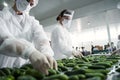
[0,75,15,80]
[48,69,57,76]
[81,57,89,62]
[0,70,6,76]
[65,63,75,67]
[0,68,12,75]
[43,74,68,80]
[20,64,33,70]
[69,75,79,80]
[86,76,101,80]
[17,75,36,80]
[85,73,105,79]
[25,69,44,79]
[65,69,86,76]
[78,74,86,79]
[88,65,106,69]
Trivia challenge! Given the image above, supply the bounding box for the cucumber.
[69,75,79,80]
[65,63,75,67]
[17,75,36,80]
[20,64,33,70]
[0,68,12,75]
[94,62,111,68]
[58,65,68,71]
[72,66,80,70]
[88,65,106,69]
[78,74,86,79]
[25,69,44,79]
[84,69,109,75]
[65,69,86,76]
[86,76,101,80]
[12,68,25,78]
[48,69,57,76]
[81,57,89,62]
[77,64,92,67]
[43,74,68,80]
[0,70,6,76]
[85,73,105,79]
[0,75,15,80]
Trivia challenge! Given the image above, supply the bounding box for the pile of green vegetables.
[0,55,120,80]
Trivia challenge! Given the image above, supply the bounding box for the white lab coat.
[51,23,73,60]
[0,8,54,68]
[117,40,120,49]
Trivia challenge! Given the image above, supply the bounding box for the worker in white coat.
[51,9,83,60]
[0,0,57,75]
[112,35,120,55]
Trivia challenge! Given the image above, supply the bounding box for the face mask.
[62,19,71,29]
[16,0,29,11]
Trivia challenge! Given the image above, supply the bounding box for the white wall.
[40,0,119,26]
[43,0,120,51]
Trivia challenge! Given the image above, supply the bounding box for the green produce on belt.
[88,65,106,69]
[58,65,68,71]
[86,76,101,80]
[17,75,36,80]
[65,63,75,67]
[0,68,12,75]
[77,74,86,79]
[85,73,105,79]
[65,69,86,76]
[48,69,58,76]
[42,74,69,80]
[93,62,111,68]
[0,75,15,80]
[69,75,79,80]
[20,64,33,70]
[0,70,6,76]
[12,68,26,79]
[25,69,44,79]
[81,57,89,62]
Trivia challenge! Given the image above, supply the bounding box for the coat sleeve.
[0,18,37,59]
[31,18,54,56]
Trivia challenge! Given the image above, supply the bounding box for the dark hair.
[56,9,71,21]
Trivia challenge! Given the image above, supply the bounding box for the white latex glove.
[29,50,57,75]
[44,54,58,70]
[72,51,83,58]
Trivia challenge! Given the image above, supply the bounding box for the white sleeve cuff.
[22,46,36,59]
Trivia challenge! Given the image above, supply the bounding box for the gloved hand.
[72,51,83,58]
[29,50,57,75]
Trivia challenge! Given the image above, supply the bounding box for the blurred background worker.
[0,0,57,75]
[51,9,83,60]
[112,35,120,55]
